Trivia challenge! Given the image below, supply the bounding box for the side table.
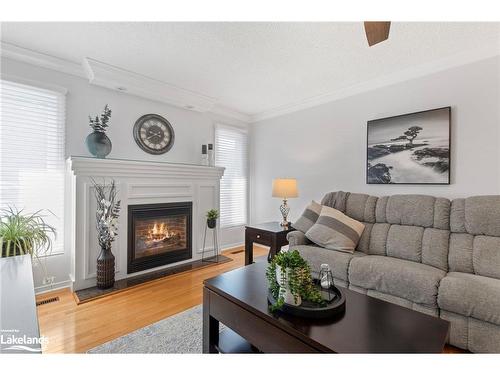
[244,222,294,265]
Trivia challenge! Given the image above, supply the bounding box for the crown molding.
[210,103,252,123]
[1,42,86,78]
[250,42,500,122]
[83,57,219,113]
[1,42,250,122]
[4,40,498,125]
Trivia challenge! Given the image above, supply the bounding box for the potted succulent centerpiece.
[86,104,113,158]
[266,250,325,311]
[0,207,56,259]
[92,179,121,289]
[206,209,219,229]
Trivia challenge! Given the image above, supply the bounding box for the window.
[0,79,66,254]
[215,124,248,228]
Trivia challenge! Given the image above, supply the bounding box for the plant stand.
[201,223,220,263]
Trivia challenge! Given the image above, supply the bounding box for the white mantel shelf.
[66,156,225,291]
[69,156,225,179]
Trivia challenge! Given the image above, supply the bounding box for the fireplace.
[128,202,192,273]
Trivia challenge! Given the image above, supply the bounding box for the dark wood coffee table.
[203,261,450,353]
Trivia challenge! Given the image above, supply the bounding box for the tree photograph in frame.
[367,107,451,184]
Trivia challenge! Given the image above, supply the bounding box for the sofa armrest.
[287,230,311,246]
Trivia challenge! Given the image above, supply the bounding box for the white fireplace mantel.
[66,156,225,291]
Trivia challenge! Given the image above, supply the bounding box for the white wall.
[250,56,500,224]
[1,57,247,291]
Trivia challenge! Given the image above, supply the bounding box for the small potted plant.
[206,209,219,229]
[266,250,325,311]
[92,178,121,289]
[86,104,113,158]
[0,207,56,259]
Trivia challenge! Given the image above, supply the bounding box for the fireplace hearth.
[128,202,192,273]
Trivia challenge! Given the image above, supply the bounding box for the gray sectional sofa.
[287,191,500,353]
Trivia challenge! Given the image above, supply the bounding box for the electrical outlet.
[42,276,55,285]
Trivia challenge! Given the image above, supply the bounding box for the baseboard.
[220,242,244,252]
[35,279,73,295]
[221,242,270,253]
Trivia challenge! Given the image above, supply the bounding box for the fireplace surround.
[67,156,224,291]
[128,202,192,273]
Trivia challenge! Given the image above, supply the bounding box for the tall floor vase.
[96,246,115,289]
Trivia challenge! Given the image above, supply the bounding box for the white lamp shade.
[272,178,298,198]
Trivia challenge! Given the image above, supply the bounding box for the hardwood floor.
[36,246,268,353]
[36,244,463,354]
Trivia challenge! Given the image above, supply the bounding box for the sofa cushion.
[422,228,449,271]
[292,245,365,284]
[349,255,446,307]
[385,195,436,227]
[287,230,312,246]
[448,233,474,273]
[376,194,450,229]
[386,224,424,263]
[464,196,500,236]
[472,236,500,279]
[438,272,500,326]
[450,198,466,233]
[345,193,377,223]
[305,206,365,253]
[321,191,378,223]
[293,200,322,234]
[451,196,500,236]
[448,233,500,279]
[367,223,390,256]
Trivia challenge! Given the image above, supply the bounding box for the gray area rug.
[88,305,210,353]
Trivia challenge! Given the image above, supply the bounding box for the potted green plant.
[86,104,113,159]
[206,209,219,229]
[0,207,56,259]
[266,250,325,311]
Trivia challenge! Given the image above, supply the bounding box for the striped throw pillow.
[293,200,322,234]
[305,206,365,253]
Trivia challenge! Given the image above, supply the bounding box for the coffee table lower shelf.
[215,329,261,354]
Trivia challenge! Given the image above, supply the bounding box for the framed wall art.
[366,107,451,185]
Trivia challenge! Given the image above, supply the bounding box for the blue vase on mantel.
[86,131,112,159]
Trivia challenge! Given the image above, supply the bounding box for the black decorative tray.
[267,282,346,319]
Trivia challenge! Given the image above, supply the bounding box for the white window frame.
[0,76,67,256]
[215,123,249,229]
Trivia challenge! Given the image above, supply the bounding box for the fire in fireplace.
[128,202,192,273]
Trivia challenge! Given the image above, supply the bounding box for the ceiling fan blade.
[364,21,391,46]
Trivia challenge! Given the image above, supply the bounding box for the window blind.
[0,79,66,255]
[215,124,248,228]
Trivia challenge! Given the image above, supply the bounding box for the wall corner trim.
[1,41,86,78]
[250,43,500,122]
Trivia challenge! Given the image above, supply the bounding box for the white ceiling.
[1,22,499,117]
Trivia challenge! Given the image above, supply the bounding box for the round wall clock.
[133,114,175,155]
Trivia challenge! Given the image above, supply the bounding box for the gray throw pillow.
[305,205,365,253]
[293,200,322,234]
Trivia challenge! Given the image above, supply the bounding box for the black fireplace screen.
[128,202,192,273]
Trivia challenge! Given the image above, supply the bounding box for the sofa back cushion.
[449,196,500,279]
[321,191,377,223]
[374,195,450,271]
[322,192,450,271]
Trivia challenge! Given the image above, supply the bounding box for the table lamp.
[272,178,298,226]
